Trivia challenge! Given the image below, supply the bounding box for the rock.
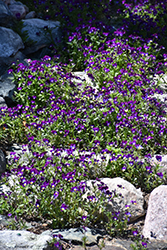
[0,230,53,250]
[102,238,167,250]
[0,149,6,175]
[143,185,167,241]
[8,2,28,20]
[0,71,16,107]
[0,0,13,27]
[0,0,62,78]
[0,26,24,57]
[52,228,106,245]
[21,18,61,55]
[1,0,11,5]
[0,96,6,107]
[25,10,36,19]
[83,177,145,222]
[72,71,98,91]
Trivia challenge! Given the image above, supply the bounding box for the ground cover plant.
[0,0,167,249]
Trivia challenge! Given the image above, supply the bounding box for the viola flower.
[146,166,151,173]
[54,241,62,250]
[132,230,139,236]
[35,200,40,208]
[156,155,162,162]
[81,216,87,222]
[157,172,163,179]
[87,195,97,202]
[122,165,127,171]
[53,234,63,240]
[53,191,59,199]
[61,203,68,211]
[93,127,99,133]
[141,242,147,248]
[70,186,78,192]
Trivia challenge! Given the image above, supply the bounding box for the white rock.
[143,185,167,241]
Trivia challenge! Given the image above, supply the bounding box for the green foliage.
[0,0,167,247]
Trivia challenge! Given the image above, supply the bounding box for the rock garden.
[0,0,167,249]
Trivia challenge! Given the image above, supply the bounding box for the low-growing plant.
[0,0,167,247]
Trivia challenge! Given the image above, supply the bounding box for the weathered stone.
[0,26,24,57]
[0,71,16,106]
[8,2,28,19]
[0,149,6,175]
[104,238,167,250]
[0,96,6,107]
[0,230,53,250]
[143,185,167,241]
[25,10,36,19]
[52,228,106,245]
[83,177,145,222]
[1,0,10,5]
[0,0,13,27]
[21,18,61,55]
[72,71,97,91]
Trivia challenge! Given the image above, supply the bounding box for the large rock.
[52,228,106,245]
[0,0,13,27]
[0,230,53,250]
[8,1,28,20]
[21,18,61,55]
[143,185,167,241]
[25,10,36,19]
[0,26,24,57]
[0,71,17,107]
[0,149,6,175]
[83,177,145,222]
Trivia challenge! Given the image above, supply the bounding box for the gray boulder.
[8,1,28,20]
[0,71,17,107]
[0,149,6,175]
[83,177,145,222]
[52,228,106,245]
[21,18,61,55]
[0,26,24,57]
[0,0,13,27]
[25,10,36,19]
[143,185,167,241]
[0,230,53,250]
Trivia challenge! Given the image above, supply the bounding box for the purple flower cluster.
[0,0,166,241]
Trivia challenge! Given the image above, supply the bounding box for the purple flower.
[157,172,163,179]
[35,200,40,208]
[54,241,62,250]
[93,127,99,133]
[61,203,68,211]
[156,155,162,162]
[104,68,110,73]
[132,230,138,236]
[70,186,78,192]
[15,13,21,19]
[81,214,87,221]
[8,69,13,74]
[122,166,127,171]
[53,234,63,239]
[53,191,59,199]
[87,195,97,202]
[141,242,147,248]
